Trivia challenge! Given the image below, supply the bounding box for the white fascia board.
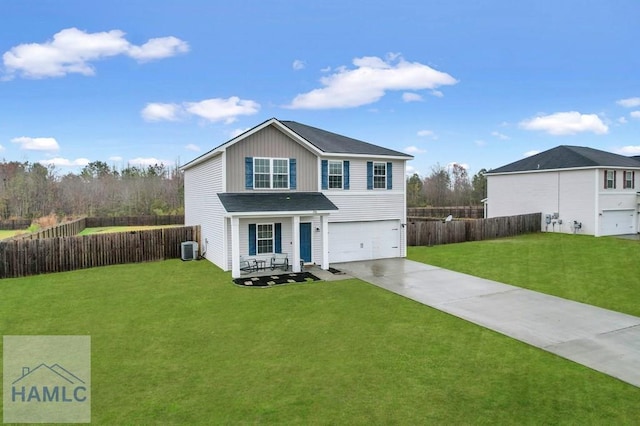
[488,165,640,176]
[181,118,281,171]
[225,210,334,218]
[322,153,412,160]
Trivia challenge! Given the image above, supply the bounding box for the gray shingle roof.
[280,120,412,157]
[218,192,338,213]
[487,145,640,174]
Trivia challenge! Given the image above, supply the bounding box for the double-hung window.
[373,162,387,189]
[328,160,343,189]
[256,224,273,254]
[624,171,635,189]
[254,158,289,189]
[605,170,616,189]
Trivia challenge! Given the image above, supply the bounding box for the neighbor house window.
[624,171,635,189]
[256,224,273,254]
[253,158,289,189]
[373,162,386,189]
[605,170,616,189]
[328,160,343,189]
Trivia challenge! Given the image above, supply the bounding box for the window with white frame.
[254,158,289,189]
[624,170,635,189]
[328,160,343,189]
[605,170,616,189]
[256,223,273,254]
[373,162,386,189]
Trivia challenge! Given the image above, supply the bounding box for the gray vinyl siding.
[184,153,226,269]
[226,125,318,192]
[322,159,404,191]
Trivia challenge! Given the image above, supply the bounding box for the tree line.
[407,163,487,207]
[0,160,183,219]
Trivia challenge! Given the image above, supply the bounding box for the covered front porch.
[218,192,339,278]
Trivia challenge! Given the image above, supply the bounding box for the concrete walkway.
[334,258,640,388]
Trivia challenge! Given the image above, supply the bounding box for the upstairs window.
[373,162,387,189]
[253,158,289,189]
[604,170,616,189]
[624,170,635,189]
[328,160,343,189]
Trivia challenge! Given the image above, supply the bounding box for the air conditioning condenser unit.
[181,241,198,261]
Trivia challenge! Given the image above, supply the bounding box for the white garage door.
[329,220,401,263]
[601,210,635,236]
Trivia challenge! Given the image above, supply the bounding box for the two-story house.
[181,118,413,278]
[486,145,640,236]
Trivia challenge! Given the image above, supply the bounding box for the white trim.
[225,210,334,218]
[488,165,640,176]
[256,222,275,255]
[292,216,301,272]
[253,157,290,190]
[327,159,344,189]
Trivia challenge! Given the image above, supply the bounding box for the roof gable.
[181,118,412,170]
[488,145,640,174]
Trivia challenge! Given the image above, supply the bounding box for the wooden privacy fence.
[0,218,32,230]
[0,225,200,279]
[407,206,484,219]
[85,215,184,227]
[11,217,87,240]
[407,213,541,246]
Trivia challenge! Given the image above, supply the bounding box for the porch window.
[328,160,343,189]
[624,170,635,189]
[373,162,386,189]
[256,224,273,254]
[605,170,616,189]
[253,158,289,189]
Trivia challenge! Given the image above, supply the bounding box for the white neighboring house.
[486,145,640,236]
[181,118,413,278]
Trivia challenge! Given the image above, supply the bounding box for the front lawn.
[1,260,638,424]
[408,233,640,317]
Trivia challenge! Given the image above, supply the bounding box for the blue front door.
[300,222,312,263]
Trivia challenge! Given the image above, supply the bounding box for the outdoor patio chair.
[270,253,289,271]
[240,256,256,273]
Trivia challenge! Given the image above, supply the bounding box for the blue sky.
[1,1,639,176]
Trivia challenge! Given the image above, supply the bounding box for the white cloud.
[109,156,123,162]
[618,116,628,124]
[11,136,60,151]
[320,66,331,73]
[128,157,167,166]
[287,54,457,109]
[292,59,305,70]
[142,97,260,124]
[430,90,444,98]
[185,97,260,124]
[616,97,640,108]
[3,27,188,79]
[229,127,250,138]
[403,145,426,154]
[39,157,90,167]
[185,143,200,152]
[406,164,417,176]
[475,139,486,147]
[519,111,608,135]
[491,131,510,140]
[141,103,181,121]
[127,36,189,62]
[0,144,4,151]
[402,92,423,102]
[417,129,437,139]
[631,111,640,119]
[616,146,640,155]
[524,150,540,157]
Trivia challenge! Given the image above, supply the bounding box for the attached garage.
[329,220,401,263]
[601,209,635,236]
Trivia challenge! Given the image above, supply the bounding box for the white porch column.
[231,216,240,278]
[292,215,301,272]
[321,215,329,270]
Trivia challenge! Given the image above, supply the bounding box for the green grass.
[1,260,638,424]
[0,229,23,240]
[408,233,640,317]
[78,225,181,235]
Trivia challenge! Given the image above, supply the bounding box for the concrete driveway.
[334,258,640,388]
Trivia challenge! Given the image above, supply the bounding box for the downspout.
[594,169,600,236]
